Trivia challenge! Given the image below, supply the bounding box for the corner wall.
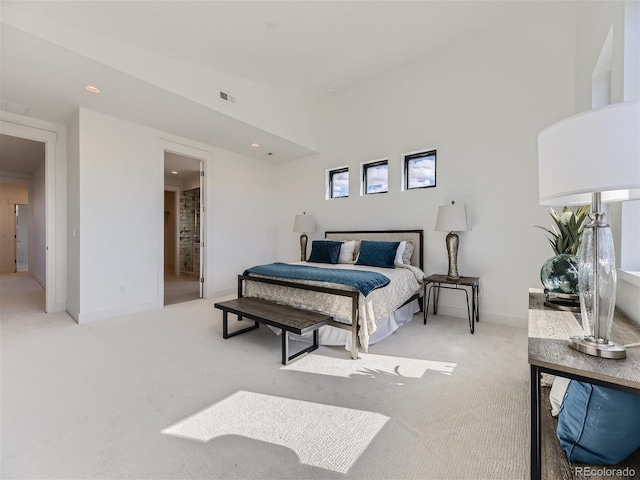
[69,108,278,323]
[275,2,577,327]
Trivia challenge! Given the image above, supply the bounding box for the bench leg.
[222,311,259,339]
[282,329,320,365]
[351,316,359,360]
[282,330,289,365]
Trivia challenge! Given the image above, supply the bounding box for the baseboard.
[209,287,236,299]
[430,305,527,329]
[77,300,161,324]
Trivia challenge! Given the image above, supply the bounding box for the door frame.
[157,139,211,304]
[1,120,58,312]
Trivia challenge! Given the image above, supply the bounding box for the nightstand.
[423,274,479,333]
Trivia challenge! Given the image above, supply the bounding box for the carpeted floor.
[0,273,529,479]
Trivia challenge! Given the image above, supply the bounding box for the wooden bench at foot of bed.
[214,297,333,365]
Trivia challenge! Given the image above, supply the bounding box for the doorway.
[0,134,45,290]
[0,123,58,314]
[163,152,203,306]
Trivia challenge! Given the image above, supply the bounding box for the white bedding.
[243,261,424,350]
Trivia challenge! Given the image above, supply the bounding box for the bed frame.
[239,229,424,360]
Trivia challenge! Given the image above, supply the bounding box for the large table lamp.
[435,201,469,279]
[538,100,639,359]
[293,213,316,261]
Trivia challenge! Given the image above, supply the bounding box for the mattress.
[243,261,424,350]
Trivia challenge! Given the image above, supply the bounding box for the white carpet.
[0,273,529,479]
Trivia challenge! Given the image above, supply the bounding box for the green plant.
[533,205,590,255]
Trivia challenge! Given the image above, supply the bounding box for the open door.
[15,204,29,272]
[199,161,204,299]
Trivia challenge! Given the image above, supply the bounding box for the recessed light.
[251,143,260,148]
[171,171,178,175]
[84,85,101,94]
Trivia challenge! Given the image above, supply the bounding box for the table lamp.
[293,213,316,261]
[538,100,640,359]
[435,201,469,279]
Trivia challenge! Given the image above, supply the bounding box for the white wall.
[204,147,278,296]
[78,109,163,319]
[275,3,577,327]
[575,1,626,113]
[69,108,278,323]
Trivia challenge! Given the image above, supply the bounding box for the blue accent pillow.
[307,240,342,264]
[557,380,640,465]
[356,240,400,269]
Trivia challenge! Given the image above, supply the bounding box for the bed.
[240,229,425,359]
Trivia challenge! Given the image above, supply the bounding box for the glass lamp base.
[569,335,626,359]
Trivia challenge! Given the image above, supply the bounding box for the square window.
[363,160,389,195]
[329,167,349,198]
[405,150,436,190]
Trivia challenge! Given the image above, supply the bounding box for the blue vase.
[540,254,579,294]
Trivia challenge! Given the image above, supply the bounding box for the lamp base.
[445,232,460,279]
[299,233,308,262]
[543,290,580,312]
[568,335,626,359]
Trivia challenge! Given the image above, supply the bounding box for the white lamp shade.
[435,203,469,232]
[538,100,640,206]
[293,214,316,233]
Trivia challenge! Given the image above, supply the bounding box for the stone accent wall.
[179,188,200,275]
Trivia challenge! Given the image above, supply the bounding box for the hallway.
[164,273,200,306]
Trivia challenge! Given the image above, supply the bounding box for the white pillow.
[394,241,406,265]
[549,376,571,417]
[338,240,356,263]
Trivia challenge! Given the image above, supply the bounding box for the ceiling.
[0,1,536,163]
[164,152,202,186]
[1,1,526,97]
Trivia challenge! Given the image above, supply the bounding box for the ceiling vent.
[1,99,29,116]
[219,91,236,104]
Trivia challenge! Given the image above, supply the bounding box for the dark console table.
[528,288,640,480]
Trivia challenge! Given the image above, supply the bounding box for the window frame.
[404,149,437,191]
[328,166,349,199]
[362,159,389,195]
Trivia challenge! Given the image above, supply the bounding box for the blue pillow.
[557,380,640,465]
[356,240,400,268]
[307,240,342,264]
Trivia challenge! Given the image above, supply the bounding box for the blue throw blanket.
[243,263,390,297]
